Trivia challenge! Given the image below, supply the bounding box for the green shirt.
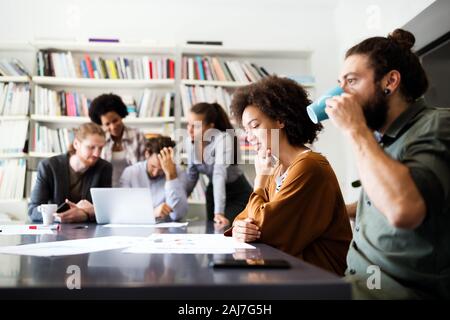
[346,99,450,299]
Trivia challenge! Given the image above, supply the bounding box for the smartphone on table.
[56,202,70,213]
[209,259,291,269]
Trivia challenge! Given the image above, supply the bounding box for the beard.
[361,86,389,131]
[148,172,164,180]
[79,155,98,168]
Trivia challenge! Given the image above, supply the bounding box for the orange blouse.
[225,151,352,275]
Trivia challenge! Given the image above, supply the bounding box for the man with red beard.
[28,123,112,223]
[326,29,450,299]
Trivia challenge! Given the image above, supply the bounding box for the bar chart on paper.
[123,234,255,254]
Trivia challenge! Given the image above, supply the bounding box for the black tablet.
[210,259,291,269]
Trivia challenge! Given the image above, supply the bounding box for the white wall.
[404,0,450,50]
[0,0,435,202]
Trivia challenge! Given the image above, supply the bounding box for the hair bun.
[388,29,415,50]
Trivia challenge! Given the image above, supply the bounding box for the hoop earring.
[384,88,391,96]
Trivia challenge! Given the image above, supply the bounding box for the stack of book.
[0,59,30,76]
[34,87,172,119]
[0,159,26,200]
[36,51,175,79]
[34,86,90,116]
[137,89,175,118]
[0,119,28,154]
[0,83,30,116]
[31,124,75,154]
[181,56,270,82]
[179,85,232,117]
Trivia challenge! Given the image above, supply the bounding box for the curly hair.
[145,135,176,155]
[88,93,128,125]
[230,76,323,145]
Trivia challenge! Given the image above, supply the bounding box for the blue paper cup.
[307,86,344,123]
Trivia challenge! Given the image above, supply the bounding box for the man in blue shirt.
[120,136,188,221]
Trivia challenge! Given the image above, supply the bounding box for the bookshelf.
[1,40,317,217]
[29,41,178,160]
[0,41,180,220]
[178,44,315,158]
[0,76,29,83]
[30,115,176,124]
[31,41,175,54]
[0,45,32,218]
[0,152,28,159]
[178,45,315,207]
[181,79,248,88]
[32,76,174,88]
[0,115,28,120]
[28,152,59,158]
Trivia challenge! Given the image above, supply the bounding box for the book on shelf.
[36,50,175,80]
[137,89,175,118]
[179,85,232,117]
[0,82,30,116]
[34,86,174,119]
[34,86,90,117]
[31,124,75,154]
[0,159,26,200]
[31,123,173,155]
[0,119,29,154]
[0,58,30,77]
[181,56,271,83]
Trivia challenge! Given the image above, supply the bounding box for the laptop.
[91,188,155,224]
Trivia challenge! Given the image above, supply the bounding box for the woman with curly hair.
[89,93,146,186]
[225,76,352,276]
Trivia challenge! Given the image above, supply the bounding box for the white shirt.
[111,150,127,187]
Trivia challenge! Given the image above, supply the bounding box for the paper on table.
[0,225,54,235]
[102,222,188,228]
[123,233,255,254]
[0,236,145,257]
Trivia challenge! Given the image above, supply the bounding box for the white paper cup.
[38,204,57,225]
